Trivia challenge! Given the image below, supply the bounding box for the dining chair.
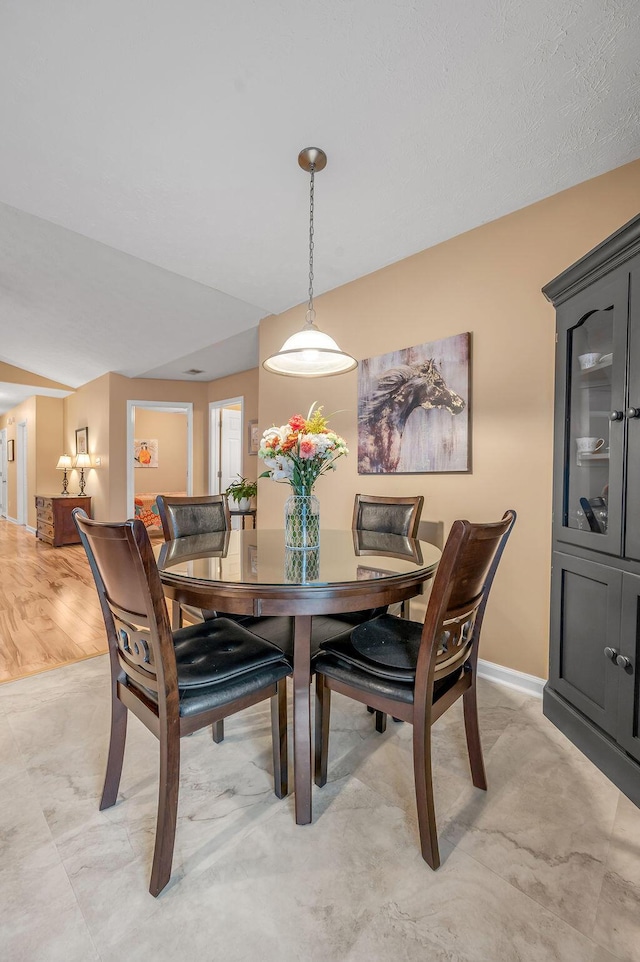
[314,509,516,870]
[73,508,291,897]
[157,494,231,630]
[156,492,293,744]
[351,494,425,731]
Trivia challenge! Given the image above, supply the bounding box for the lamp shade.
[74,453,91,468]
[56,454,73,470]
[263,327,357,378]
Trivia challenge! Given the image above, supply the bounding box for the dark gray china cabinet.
[543,213,640,806]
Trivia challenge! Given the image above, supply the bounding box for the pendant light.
[263,148,357,378]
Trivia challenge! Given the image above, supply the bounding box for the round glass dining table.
[156,528,441,825]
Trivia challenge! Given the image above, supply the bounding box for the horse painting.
[358,334,469,474]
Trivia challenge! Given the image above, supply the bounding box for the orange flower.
[289,414,306,432]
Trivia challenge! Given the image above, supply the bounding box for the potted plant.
[224,476,257,512]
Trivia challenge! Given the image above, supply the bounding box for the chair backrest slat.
[156,494,231,541]
[353,494,424,538]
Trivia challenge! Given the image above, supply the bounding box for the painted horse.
[358,359,466,473]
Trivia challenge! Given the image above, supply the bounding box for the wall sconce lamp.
[263,148,357,378]
[74,453,92,497]
[56,454,73,496]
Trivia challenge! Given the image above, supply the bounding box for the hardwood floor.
[0,519,106,683]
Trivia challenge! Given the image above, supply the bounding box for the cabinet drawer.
[37,506,54,525]
[35,496,52,511]
[37,522,54,543]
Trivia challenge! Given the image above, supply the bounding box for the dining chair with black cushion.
[156,493,232,627]
[156,493,294,744]
[314,509,516,871]
[349,494,425,731]
[73,508,291,897]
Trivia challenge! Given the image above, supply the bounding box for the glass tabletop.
[155,528,440,588]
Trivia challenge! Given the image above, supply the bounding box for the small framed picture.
[75,427,89,456]
[248,420,260,455]
[7,439,14,461]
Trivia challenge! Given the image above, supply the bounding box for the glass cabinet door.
[554,272,628,554]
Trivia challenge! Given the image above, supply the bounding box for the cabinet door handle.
[609,410,624,421]
[626,407,640,419]
[615,654,632,671]
[604,646,618,661]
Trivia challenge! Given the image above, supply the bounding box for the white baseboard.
[25,525,37,535]
[477,658,545,698]
[4,515,19,525]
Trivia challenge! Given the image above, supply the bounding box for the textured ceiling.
[0,0,639,397]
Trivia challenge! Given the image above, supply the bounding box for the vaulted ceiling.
[1,0,638,412]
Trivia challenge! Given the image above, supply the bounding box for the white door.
[0,429,6,517]
[210,398,244,495]
[221,408,242,493]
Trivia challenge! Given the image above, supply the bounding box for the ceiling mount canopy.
[263,147,357,378]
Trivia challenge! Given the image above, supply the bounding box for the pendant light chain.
[307,163,315,321]
[261,146,357,377]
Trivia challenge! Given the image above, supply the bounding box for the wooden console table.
[35,495,92,547]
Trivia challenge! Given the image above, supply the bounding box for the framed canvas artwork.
[358,332,470,474]
[134,439,159,468]
[248,420,260,455]
[75,427,89,456]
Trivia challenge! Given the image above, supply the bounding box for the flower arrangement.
[259,403,348,496]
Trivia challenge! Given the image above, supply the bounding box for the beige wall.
[0,395,63,527]
[208,368,259,485]
[134,408,188,494]
[258,159,640,679]
[61,368,260,521]
[63,373,111,519]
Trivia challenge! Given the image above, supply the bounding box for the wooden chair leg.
[99,696,127,811]
[271,679,288,799]
[366,706,375,714]
[314,673,330,787]
[463,684,487,790]
[400,600,410,619]
[211,720,225,743]
[149,722,180,898]
[375,710,387,733]
[413,717,440,870]
[171,600,183,630]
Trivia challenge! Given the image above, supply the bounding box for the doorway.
[209,397,244,496]
[126,401,193,526]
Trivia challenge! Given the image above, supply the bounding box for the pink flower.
[299,438,316,459]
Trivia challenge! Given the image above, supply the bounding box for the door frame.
[0,428,6,518]
[17,420,28,526]
[126,400,193,520]
[209,397,244,494]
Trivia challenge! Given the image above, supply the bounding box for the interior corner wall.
[208,368,259,485]
[63,372,111,520]
[34,396,64,502]
[258,158,640,680]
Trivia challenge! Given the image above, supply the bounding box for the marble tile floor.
[0,657,639,962]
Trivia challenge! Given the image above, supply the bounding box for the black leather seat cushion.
[188,612,355,661]
[131,617,291,718]
[314,614,461,706]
